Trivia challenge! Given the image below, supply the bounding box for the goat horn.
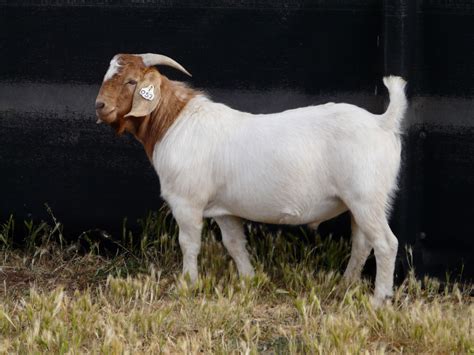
[136,53,192,77]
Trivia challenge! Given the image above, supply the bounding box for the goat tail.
[380,76,408,133]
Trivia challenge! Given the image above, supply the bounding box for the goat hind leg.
[350,206,399,307]
[343,215,372,282]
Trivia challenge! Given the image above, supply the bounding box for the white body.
[155,99,399,224]
[153,77,407,306]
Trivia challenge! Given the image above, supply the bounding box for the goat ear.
[124,71,161,118]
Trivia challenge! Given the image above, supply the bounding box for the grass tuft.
[0,207,473,353]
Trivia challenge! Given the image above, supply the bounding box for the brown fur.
[96,54,198,160]
[96,54,148,128]
[134,74,198,159]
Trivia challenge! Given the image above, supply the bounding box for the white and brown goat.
[95,53,407,307]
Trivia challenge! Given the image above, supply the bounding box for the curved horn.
[136,53,192,77]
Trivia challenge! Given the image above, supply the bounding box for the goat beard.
[110,119,125,135]
[111,115,145,136]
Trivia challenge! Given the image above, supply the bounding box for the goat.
[95,53,407,307]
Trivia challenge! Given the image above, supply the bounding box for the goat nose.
[95,101,105,110]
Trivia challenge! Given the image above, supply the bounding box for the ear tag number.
[139,85,155,101]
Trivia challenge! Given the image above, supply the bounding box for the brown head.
[95,53,195,157]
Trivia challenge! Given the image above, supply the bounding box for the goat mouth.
[96,108,116,121]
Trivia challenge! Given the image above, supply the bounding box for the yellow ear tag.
[139,85,155,101]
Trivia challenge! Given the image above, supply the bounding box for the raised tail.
[380,76,408,133]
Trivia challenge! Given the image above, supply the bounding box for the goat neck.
[135,76,198,159]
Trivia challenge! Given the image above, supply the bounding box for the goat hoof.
[240,269,256,279]
[370,294,392,308]
[342,272,359,284]
[179,271,198,286]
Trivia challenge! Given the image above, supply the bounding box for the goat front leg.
[171,203,203,283]
[215,216,255,278]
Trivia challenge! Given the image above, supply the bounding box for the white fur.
[103,56,121,82]
[153,76,407,306]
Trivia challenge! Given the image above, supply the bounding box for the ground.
[0,209,473,353]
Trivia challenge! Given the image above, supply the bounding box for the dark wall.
[411,1,474,279]
[0,0,473,279]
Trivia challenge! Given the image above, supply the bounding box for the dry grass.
[0,209,473,354]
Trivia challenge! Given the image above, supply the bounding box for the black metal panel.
[1,2,382,92]
[415,1,474,97]
[0,0,383,236]
[0,0,473,279]
[413,1,474,279]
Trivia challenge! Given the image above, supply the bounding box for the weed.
[0,208,472,353]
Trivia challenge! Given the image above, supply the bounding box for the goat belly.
[203,193,347,225]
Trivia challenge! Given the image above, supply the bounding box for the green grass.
[0,207,473,353]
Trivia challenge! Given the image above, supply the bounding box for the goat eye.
[127,79,137,85]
